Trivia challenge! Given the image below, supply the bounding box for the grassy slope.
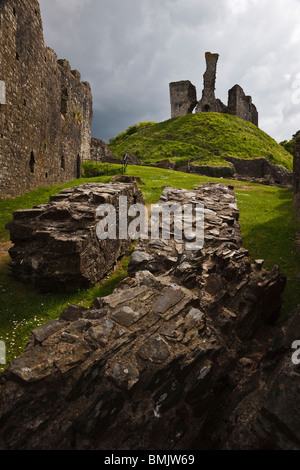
[110,113,293,170]
[0,166,299,373]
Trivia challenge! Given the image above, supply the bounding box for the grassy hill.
[109,113,293,171]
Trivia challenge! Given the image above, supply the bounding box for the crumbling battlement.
[0,0,93,199]
[170,52,258,126]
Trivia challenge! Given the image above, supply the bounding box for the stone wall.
[170,52,258,126]
[5,182,144,292]
[228,85,258,127]
[0,0,93,199]
[89,138,119,164]
[225,156,293,187]
[169,80,197,118]
[0,183,294,451]
[196,53,228,114]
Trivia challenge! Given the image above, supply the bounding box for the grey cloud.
[39,0,300,143]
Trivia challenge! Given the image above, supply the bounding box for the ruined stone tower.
[169,81,197,119]
[0,0,93,199]
[227,84,258,127]
[196,53,227,114]
[169,52,258,126]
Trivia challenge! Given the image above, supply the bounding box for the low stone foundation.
[0,184,295,451]
[225,156,293,187]
[5,182,144,292]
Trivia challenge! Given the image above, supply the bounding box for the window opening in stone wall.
[30,152,35,174]
[61,155,65,170]
[23,99,26,107]
[45,172,48,179]
[76,155,81,179]
[16,52,20,61]
[13,7,16,16]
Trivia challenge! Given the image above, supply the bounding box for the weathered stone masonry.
[1,183,296,451]
[5,182,145,292]
[0,0,93,199]
[170,52,258,126]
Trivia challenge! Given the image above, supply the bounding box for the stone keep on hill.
[0,0,93,198]
[1,183,298,451]
[170,52,258,126]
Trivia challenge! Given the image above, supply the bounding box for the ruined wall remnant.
[169,80,197,118]
[294,137,300,218]
[196,53,228,114]
[169,52,259,126]
[5,182,144,292]
[0,184,292,451]
[225,156,293,187]
[228,85,258,126]
[89,138,119,164]
[0,0,93,199]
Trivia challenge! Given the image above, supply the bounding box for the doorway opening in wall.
[76,155,81,179]
[30,152,35,174]
[204,104,210,112]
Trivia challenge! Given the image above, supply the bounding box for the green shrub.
[82,161,123,178]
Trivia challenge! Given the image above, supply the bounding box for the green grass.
[110,113,293,170]
[0,165,299,373]
[82,161,123,178]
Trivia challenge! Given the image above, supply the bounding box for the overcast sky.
[39,0,300,144]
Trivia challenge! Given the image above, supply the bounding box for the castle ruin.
[0,0,93,199]
[170,52,258,126]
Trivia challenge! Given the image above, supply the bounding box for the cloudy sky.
[39,0,300,144]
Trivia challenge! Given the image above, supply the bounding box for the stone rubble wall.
[0,183,296,451]
[5,182,144,292]
[0,0,93,199]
